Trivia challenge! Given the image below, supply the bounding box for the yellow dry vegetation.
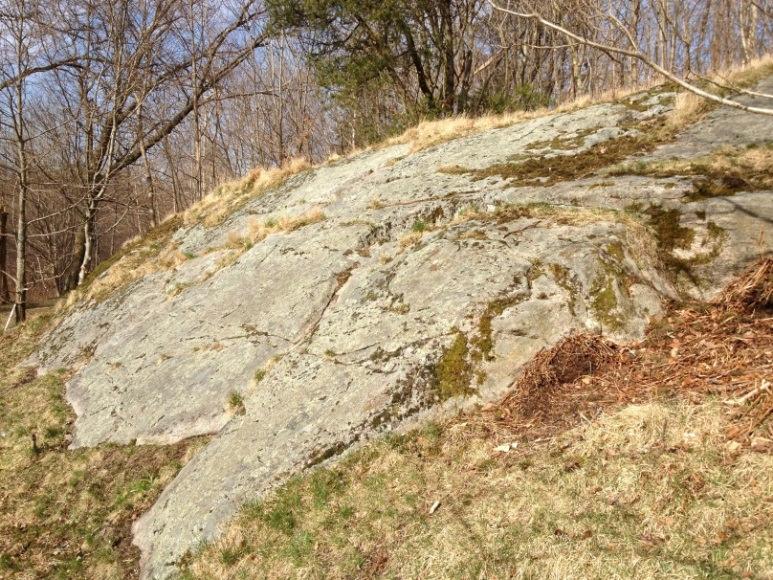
[223,208,328,253]
[386,83,652,154]
[389,54,773,155]
[246,207,327,243]
[63,55,773,307]
[610,144,773,197]
[65,214,188,306]
[181,399,772,579]
[666,54,773,130]
[184,157,312,229]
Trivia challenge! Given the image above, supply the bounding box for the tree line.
[1,0,770,324]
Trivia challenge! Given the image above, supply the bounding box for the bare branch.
[488,0,773,116]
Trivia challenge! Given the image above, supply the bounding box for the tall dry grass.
[184,157,311,228]
[667,53,773,129]
[392,54,773,154]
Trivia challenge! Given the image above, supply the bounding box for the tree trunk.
[76,201,97,286]
[439,0,456,112]
[14,182,27,324]
[190,0,204,201]
[0,209,8,303]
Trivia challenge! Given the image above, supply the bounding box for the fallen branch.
[725,380,771,407]
[689,72,773,101]
[3,304,16,333]
[488,1,773,116]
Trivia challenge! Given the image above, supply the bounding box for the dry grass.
[248,208,326,242]
[384,54,773,155]
[707,54,773,95]
[667,54,773,129]
[222,208,328,254]
[666,91,709,130]
[181,259,773,579]
[451,202,649,235]
[79,246,188,305]
[404,55,773,164]
[66,215,188,306]
[182,406,771,579]
[184,158,311,229]
[398,231,424,249]
[385,83,657,154]
[0,312,207,578]
[610,143,773,197]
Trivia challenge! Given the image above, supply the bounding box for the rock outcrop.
[31,79,773,578]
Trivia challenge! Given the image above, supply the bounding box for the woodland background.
[0,0,770,317]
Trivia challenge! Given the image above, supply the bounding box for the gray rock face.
[30,84,773,578]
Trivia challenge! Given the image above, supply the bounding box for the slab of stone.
[29,81,773,579]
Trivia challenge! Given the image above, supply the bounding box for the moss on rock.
[432,330,476,401]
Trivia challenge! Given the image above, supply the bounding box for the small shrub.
[411,219,427,233]
[227,392,246,415]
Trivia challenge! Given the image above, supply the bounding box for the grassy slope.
[182,263,773,579]
[0,315,207,578]
[184,402,772,579]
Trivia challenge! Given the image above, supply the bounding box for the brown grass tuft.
[184,157,311,228]
[501,333,618,423]
[383,55,772,155]
[481,258,773,443]
[386,82,657,154]
[246,207,326,245]
[668,54,773,129]
[718,257,772,312]
[666,91,709,130]
[610,144,773,198]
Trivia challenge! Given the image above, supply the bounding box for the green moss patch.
[446,118,677,187]
[548,263,580,314]
[610,143,773,201]
[647,206,704,280]
[470,135,644,185]
[643,206,728,286]
[588,243,639,331]
[647,207,695,257]
[228,392,246,415]
[590,274,622,330]
[525,127,597,151]
[432,330,476,401]
[432,294,529,401]
[472,295,526,365]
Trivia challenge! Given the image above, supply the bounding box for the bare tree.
[41,0,272,287]
[0,204,7,302]
[0,0,769,311]
[489,0,773,115]
[0,0,64,321]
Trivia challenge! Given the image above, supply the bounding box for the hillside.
[2,68,772,579]
[183,260,772,578]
